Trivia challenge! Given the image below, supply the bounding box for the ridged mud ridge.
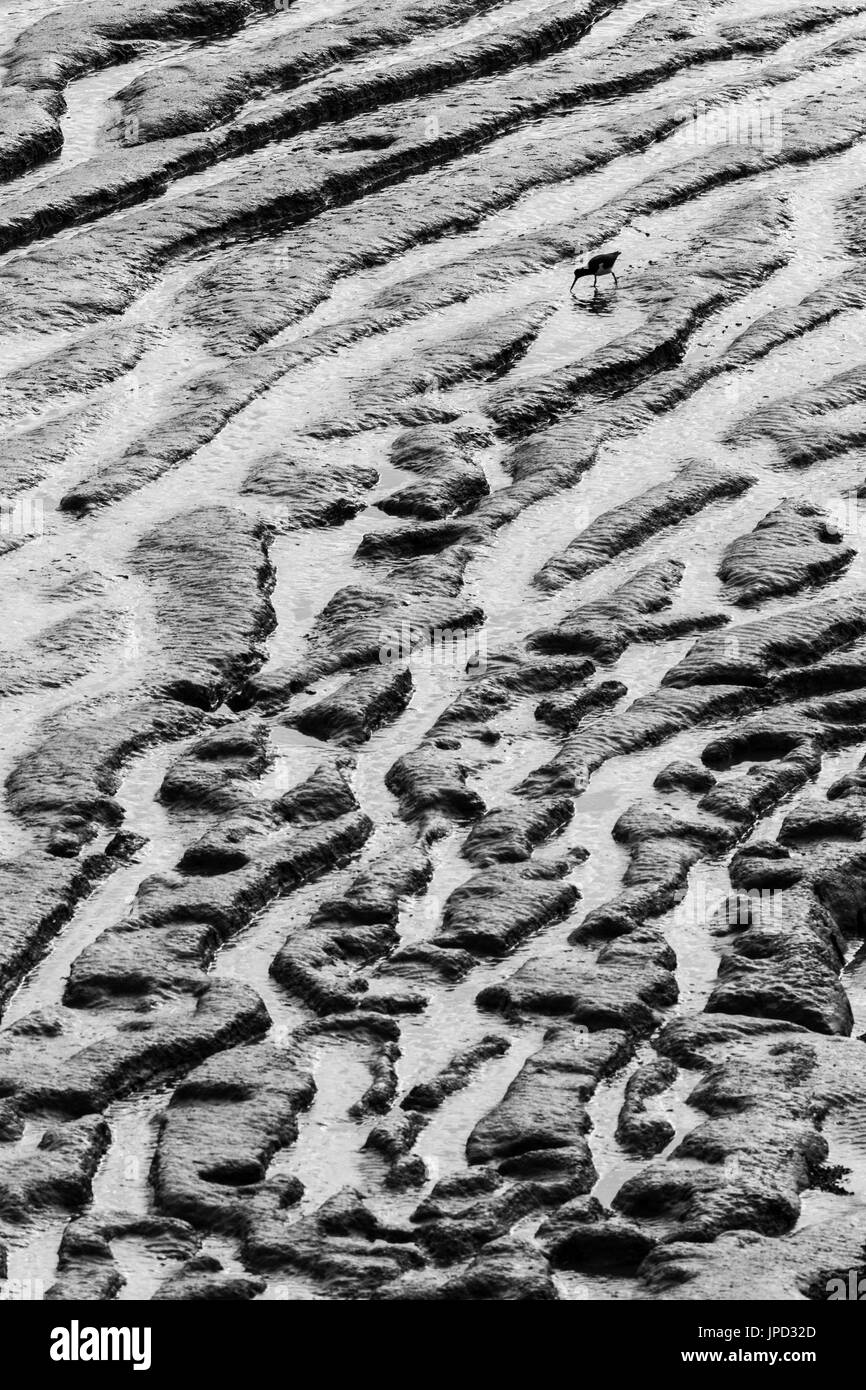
[4,0,866,1302]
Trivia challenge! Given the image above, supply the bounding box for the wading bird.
[571,249,621,293]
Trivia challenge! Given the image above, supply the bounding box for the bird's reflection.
[571,287,618,315]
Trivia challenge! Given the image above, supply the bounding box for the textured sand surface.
[3,0,866,1301]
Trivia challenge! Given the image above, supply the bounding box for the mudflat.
[2,0,866,1304]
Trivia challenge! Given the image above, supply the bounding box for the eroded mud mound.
[4,0,866,1304]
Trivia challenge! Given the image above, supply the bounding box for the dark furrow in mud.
[3,0,866,1305]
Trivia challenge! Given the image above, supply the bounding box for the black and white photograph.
[0,0,865,1353]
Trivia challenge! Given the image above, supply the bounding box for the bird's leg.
[611,271,618,286]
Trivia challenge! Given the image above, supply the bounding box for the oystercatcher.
[571,250,621,292]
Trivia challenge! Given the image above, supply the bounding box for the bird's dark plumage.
[571,249,621,291]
